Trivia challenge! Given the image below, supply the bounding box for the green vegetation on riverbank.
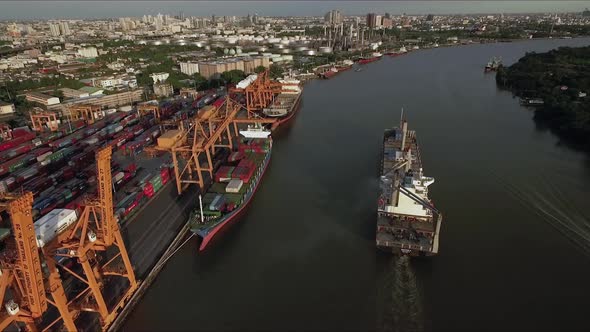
[496,47,590,148]
[496,46,590,148]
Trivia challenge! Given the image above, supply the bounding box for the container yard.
[0,70,302,331]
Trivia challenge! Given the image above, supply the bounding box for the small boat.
[484,57,502,72]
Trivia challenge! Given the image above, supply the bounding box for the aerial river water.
[123,37,590,332]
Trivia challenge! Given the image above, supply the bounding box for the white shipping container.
[113,171,125,182]
[225,179,243,193]
[83,137,99,145]
[37,151,53,162]
[105,108,117,115]
[34,209,78,248]
[114,125,123,133]
[119,105,133,112]
[236,75,258,89]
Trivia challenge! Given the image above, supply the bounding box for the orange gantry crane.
[45,146,137,330]
[30,108,59,132]
[0,192,76,332]
[230,69,283,118]
[67,104,102,124]
[169,95,277,195]
[170,96,242,194]
[137,102,161,123]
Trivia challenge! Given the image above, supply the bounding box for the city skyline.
[1,1,590,20]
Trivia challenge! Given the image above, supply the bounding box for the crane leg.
[79,254,109,320]
[114,230,137,289]
[45,258,77,332]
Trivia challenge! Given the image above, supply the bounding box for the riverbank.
[496,45,590,150]
[296,36,589,81]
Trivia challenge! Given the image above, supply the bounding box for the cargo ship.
[189,126,272,251]
[319,60,354,79]
[263,78,302,128]
[385,46,408,57]
[376,115,442,256]
[357,52,382,64]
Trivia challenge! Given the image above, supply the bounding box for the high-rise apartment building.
[324,10,343,25]
[180,62,199,76]
[59,21,71,35]
[366,13,382,29]
[49,23,60,36]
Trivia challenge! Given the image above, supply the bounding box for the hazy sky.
[1,1,590,20]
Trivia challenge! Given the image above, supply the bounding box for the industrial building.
[154,83,173,97]
[25,92,61,106]
[198,56,270,79]
[180,61,199,75]
[0,101,15,115]
[53,89,144,113]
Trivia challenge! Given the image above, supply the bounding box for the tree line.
[496,46,590,149]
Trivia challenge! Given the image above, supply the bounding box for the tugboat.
[484,57,502,72]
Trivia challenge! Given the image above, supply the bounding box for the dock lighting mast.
[51,146,137,329]
[0,193,76,332]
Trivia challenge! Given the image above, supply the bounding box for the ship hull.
[320,65,352,79]
[357,57,381,64]
[195,147,272,251]
[376,244,437,257]
[270,92,302,131]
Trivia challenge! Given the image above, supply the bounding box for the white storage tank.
[35,209,78,248]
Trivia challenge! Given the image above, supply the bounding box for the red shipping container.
[143,183,154,198]
[34,147,52,157]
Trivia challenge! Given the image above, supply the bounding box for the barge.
[376,115,442,256]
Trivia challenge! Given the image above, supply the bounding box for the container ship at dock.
[357,52,383,65]
[262,78,302,129]
[377,116,442,256]
[189,127,272,251]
